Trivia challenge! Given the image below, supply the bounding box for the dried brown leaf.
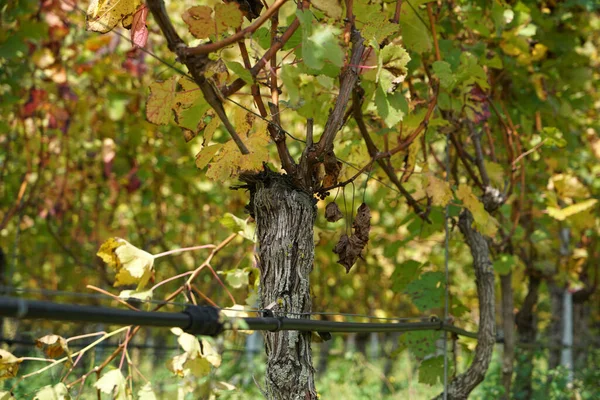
[325,202,343,222]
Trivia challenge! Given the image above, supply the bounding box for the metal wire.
[0,297,480,338]
[3,286,434,323]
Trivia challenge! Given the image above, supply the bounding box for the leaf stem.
[153,244,216,259]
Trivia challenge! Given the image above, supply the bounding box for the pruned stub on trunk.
[238,169,317,400]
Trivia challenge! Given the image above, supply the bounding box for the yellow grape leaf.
[182,6,214,39]
[94,369,127,400]
[550,173,590,199]
[215,3,243,35]
[86,0,142,33]
[311,0,343,19]
[456,184,498,237]
[484,160,504,188]
[206,112,269,180]
[168,328,221,378]
[547,199,597,221]
[35,335,69,359]
[97,238,154,289]
[33,383,70,400]
[0,392,15,400]
[215,381,236,391]
[146,76,177,125]
[137,383,157,400]
[119,288,153,302]
[202,115,220,145]
[196,144,223,170]
[0,350,21,379]
[425,175,453,207]
[173,78,210,132]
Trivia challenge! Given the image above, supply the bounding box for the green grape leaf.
[297,10,344,71]
[225,61,253,84]
[418,355,444,385]
[399,0,432,53]
[493,254,516,275]
[397,330,439,359]
[362,10,399,43]
[221,268,249,289]
[374,86,407,127]
[404,271,445,312]
[220,213,256,242]
[540,127,567,148]
[432,61,456,90]
[391,260,422,293]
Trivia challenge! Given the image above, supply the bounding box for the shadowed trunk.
[437,210,496,399]
[500,272,514,399]
[434,210,496,399]
[242,172,317,400]
[513,274,540,399]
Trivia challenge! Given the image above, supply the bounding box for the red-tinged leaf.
[131,5,148,48]
[21,88,47,117]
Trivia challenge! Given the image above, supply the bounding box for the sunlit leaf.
[0,350,21,379]
[220,213,255,242]
[94,369,127,400]
[547,199,597,221]
[456,184,498,237]
[182,6,214,39]
[86,0,143,33]
[33,383,70,400]
[195,144,223,170]
[137,383,157,400]
[97,238,154,289]
[146,76,177,125]
[424,174,453,207]
[214,3,243,35]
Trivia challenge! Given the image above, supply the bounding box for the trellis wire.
[0,296,478,338]
[0,286,432,322]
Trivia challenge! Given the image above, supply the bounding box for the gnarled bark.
[434,210,495,400]
[241,172,317,400]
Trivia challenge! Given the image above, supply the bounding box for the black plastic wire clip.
[183,305,223,336]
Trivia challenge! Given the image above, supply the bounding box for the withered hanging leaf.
[35,334,70,359]
[322,150,342,189]
[325,202,343,222]
[333,203,371,273]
